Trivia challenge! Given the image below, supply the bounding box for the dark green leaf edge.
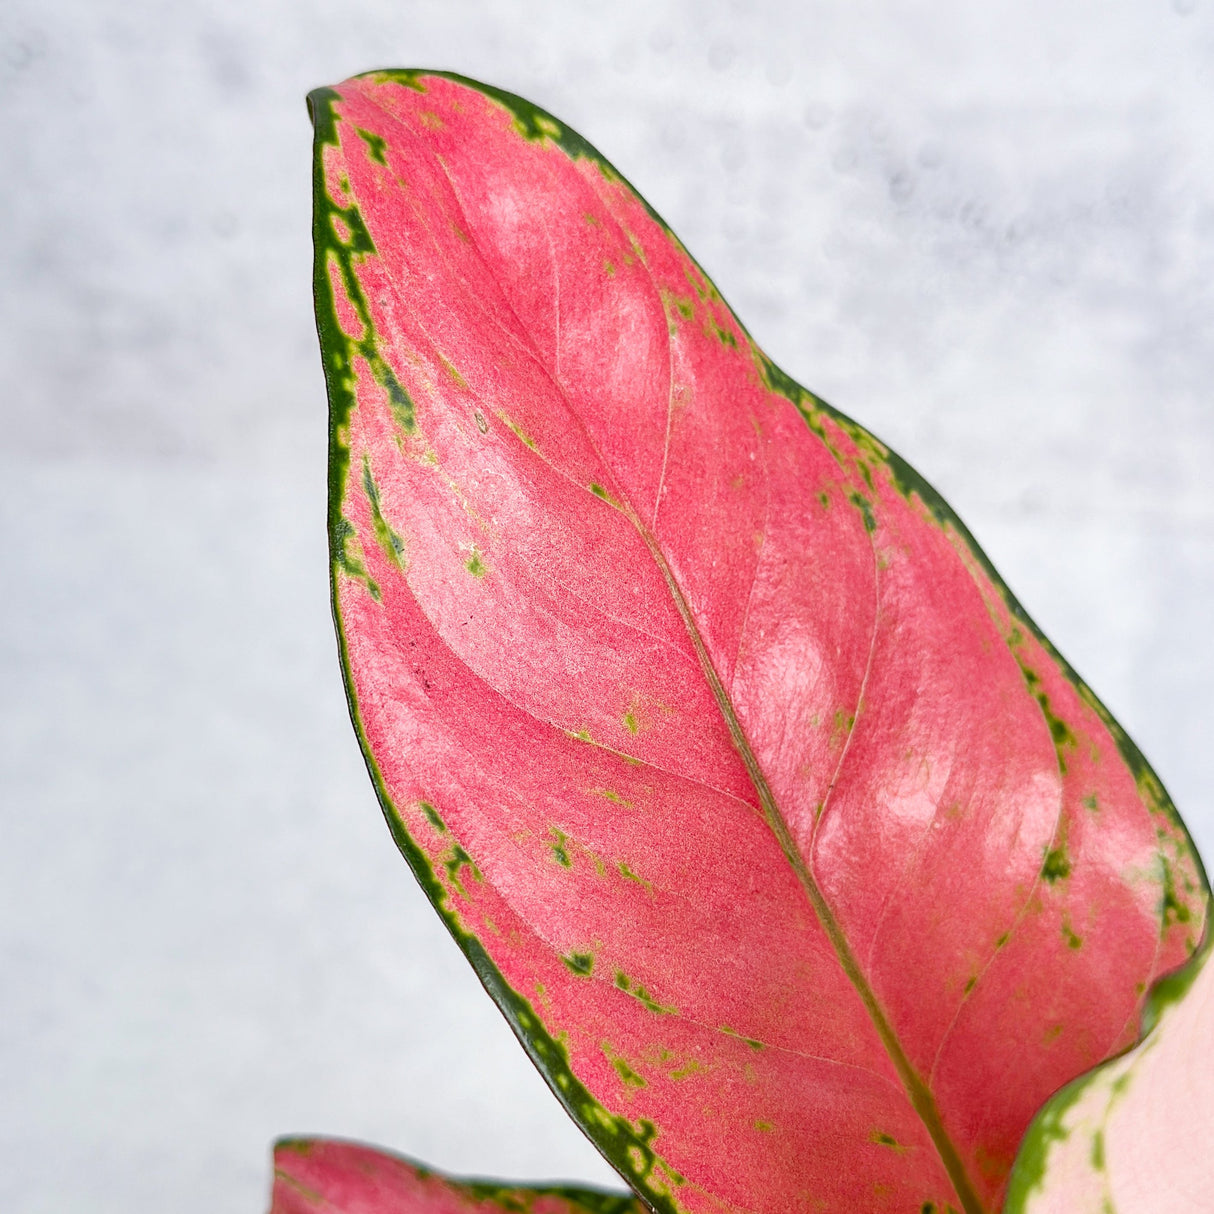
[327,67,1208,900]
[275,1137,643,1213]
[308,84,688,1212]
[308,71,1211,1214]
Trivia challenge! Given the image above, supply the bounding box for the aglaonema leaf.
[1003,935,1214,1211]
[308,70,1208,1214]
[271,1139,643,1214]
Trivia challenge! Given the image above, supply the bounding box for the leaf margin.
[272,1136,645,1213]
[307,69,1211,1214]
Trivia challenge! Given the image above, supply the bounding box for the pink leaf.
[270,1139,643,1214]
[308,71,1207,1214]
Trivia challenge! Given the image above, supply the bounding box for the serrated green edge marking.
[313,84,690,1211]
[451,35,1207,934]
[762,332,1210,1204]
[348,69,686,240]
[465,1179,645,1214]
[752,289,1211,1057]
[322,611,686,1211]
[753,344,1207,908]
[329,71,1207,914]
[313,73,1210,1214]
[309,84,421,561]
[1000,1073,1090,1213]
[275,1136,644,1213]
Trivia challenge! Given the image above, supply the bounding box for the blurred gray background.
[1,2,1211,1211]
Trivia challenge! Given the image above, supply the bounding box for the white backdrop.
[2,2,1212,1211]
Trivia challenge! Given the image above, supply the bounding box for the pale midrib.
[631,519,986,1214]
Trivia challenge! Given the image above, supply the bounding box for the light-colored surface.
[1,3,1211,1212]
[1014,948,1214,1212]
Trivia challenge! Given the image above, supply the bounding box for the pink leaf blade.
[309,71,1208,1214]
[270,1139,645,1214]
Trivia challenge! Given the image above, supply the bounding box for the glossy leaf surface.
[271,1139,643,1214]
[309,71,1207,1214]
[1005,940,1214,1211]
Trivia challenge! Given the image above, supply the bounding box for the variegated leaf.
[308,71,1208,1214]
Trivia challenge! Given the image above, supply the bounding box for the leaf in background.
[308,70,1208,1214]
[1003,938,1213,1212]
[271,1139,643,1214]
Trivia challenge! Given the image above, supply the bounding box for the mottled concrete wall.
[2,2,1211,1211]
